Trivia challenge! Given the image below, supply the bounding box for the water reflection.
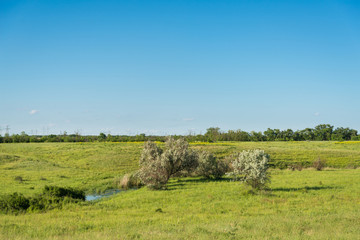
[85,189,122,201]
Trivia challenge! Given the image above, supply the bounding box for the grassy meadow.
[1,141,360,239]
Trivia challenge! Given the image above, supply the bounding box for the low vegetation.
[115,173,142,190]
[0,186,85,214]
[313,157,327,171]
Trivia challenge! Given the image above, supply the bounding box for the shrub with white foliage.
[196,151,228,179]
[138,137,198,189]
[230,149,270,189]
[160,137,198,181]
[137,141,167,189]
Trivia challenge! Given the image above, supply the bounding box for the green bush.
[0,193,30,213]
[14,176,23,182]
[0,186,85,213]
[42,186,85,200]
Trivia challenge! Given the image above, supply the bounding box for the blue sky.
[1,0,360,135]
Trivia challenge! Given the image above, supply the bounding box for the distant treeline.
[0,124,359,143]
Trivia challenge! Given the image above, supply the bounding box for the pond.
[86,189,128,201]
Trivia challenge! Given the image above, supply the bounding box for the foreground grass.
[1,142,360,239]
[1,169,359,239]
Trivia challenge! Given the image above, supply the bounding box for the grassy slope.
[190,141,360,168]
[0,142,143,195]
[1,141,360,195]
[1,142,360,239]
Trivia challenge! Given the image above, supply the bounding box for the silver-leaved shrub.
[196,151,228,179]
[230,149,270,189]
[137,141,166,189]
[138,137,198,189]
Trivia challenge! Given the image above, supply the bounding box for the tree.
[299,128,315,141]
[225,130,250,141]
[314,124,333,141]
[283,129,294,141]
[98,133,107,141]
[264,128,276,141]
[249,131,265,141]
[205,127,221,142]
[332,127,358,141]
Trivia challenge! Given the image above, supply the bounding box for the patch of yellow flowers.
[335,141,360,144]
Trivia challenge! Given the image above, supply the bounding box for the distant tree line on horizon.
[0,124,359,144]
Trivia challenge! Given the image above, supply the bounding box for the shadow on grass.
[165,177,231,190]
[272,186,338,192]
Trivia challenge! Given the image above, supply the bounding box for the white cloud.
[29,110,39,115]
[314,112,320,116]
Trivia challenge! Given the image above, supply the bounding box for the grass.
[0,141,359,195]
[0,142,143,195]
[190,141,360,168]
[0,169,359,239]
[0,142,360,239]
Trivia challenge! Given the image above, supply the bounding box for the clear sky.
[1,0,360,135]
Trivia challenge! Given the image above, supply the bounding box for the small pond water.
[86,189,127,201]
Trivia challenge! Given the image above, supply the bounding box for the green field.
[1,142,360,239]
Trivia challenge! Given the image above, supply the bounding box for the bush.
[0,186,85,213]
[42,186,85,200]
[275,161,288,170]
[230,149,270,189]
[289,163,303,171]
[0,193,30,213]
[196,151,228,179]
[137,141,167,189]
[138,137,198,189]
[160,137,199,179]
[14,176,23,182]
[313,157,326,171]
[28,187,85,212]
